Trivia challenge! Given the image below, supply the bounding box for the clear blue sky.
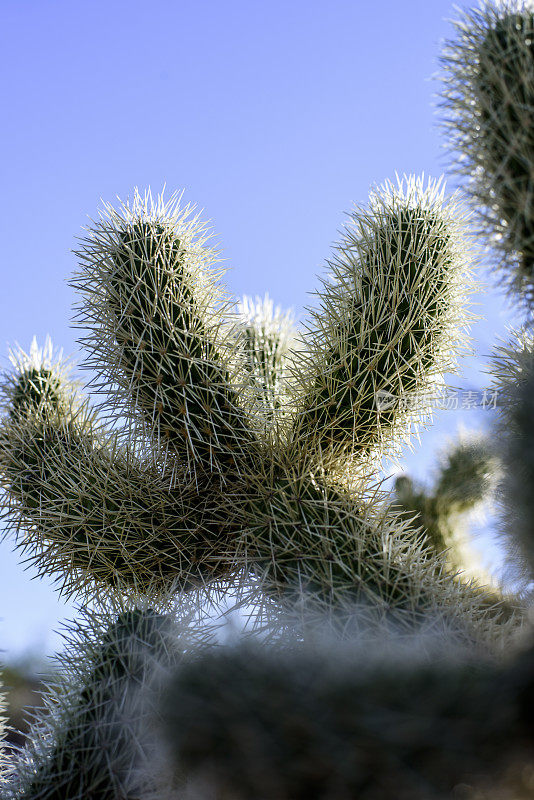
[0,0,521,662]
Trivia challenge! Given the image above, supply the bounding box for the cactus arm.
[73,190,260,479]
[288,176,473,468]
[440,2,534,304]
[4,608,184,800]
[391,435,502,588]
[237,295,297,424]
[494,335,534,580]
[433,436,499,515]
[0,344,240,599]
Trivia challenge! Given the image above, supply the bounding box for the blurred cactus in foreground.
[162,634,534,800]
[4,0,534,795]
[491,330,534,587]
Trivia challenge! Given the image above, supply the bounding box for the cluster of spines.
[72,189,262,480]
[237,294,297,428]
[239,464,519,641]
[0,340,243,600]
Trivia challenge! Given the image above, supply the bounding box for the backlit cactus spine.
[0,339,239,599]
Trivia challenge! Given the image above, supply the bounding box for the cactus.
[237,294,297,425]
[391,433,500,581]
[161,634,534,800]
[440,0,534,303]
[2,179,514,631]
[287,177,472,469]
[4,3,534,794]
[0,176,523,798]
[488,330,534,586]
[2,606,187,800]
[0,339,242,598]
[72,193,261,480]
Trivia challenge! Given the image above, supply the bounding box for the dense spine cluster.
[0,341,242,599]
[72,191,261,479]
[288,177,472,470]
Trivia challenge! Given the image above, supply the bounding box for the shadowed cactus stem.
[491,331,534,581]
[3,606,189,800]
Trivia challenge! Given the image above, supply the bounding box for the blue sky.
[0,0,522,662]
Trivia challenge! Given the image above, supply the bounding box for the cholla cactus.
[392,433,500,580]
[440,0,534,303]
[72,192,261,480]
[288,176,472,470]
[2,605,187,800]
[490,330,534,584]
[237,295,297,425]
[0,75,530,797]
[0,339,240,598]
[0,179,519,633]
